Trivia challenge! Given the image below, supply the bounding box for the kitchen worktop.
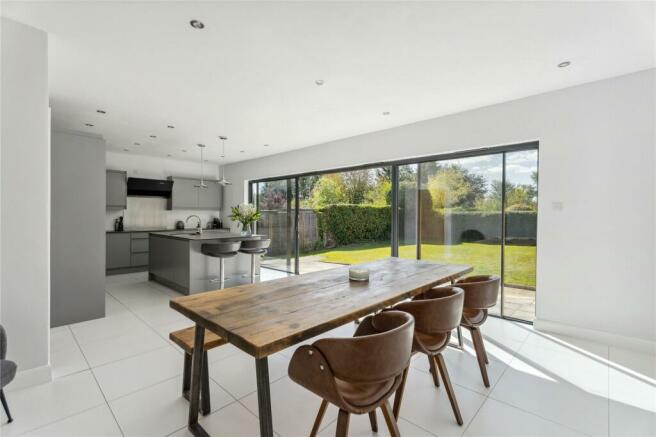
[149,230,264,241]
[106,228,226,234]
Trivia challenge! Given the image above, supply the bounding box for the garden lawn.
[301,241,536,287]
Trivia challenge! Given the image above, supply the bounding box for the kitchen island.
[149,230,265,294]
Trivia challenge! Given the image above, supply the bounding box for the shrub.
[317,204,391,246]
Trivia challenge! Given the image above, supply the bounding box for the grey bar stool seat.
[201,241,242,289]
[239,238,271,283]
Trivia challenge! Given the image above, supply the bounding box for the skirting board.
[6,364,52,392]
[534,318,656,354]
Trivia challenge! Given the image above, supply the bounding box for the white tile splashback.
[106,197,219,230]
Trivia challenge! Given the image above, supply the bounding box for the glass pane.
[398,164,418,259]
[503,150,538,321]
[297,167,392,274]
[256,179,296,273]
[418,155,503,315]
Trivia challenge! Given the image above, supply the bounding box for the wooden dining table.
[169,257,472,437]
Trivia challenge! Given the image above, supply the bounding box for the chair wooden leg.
[471,328,490,387]
[335,409,350,437]
[310,400,328,437]
[380,400,401,437]
[428,354,440,387]
[480,329,489,364]
[182,353,191,400]
[392,366,409,419]
[368,411,378,432]
[435,353,463,425]
[200,351,211,415]
[0,389,13,423]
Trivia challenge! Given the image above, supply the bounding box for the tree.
[424,164,488,210]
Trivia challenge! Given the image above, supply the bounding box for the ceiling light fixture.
[382,111,390,116]
[315,79,325,86]
[216,136,232,186]
[558,61,571,68]
[240,150,245,153]
[167,125,175,129]
[190,20,205,29]
[194,144,208,189]
[123,148,129,152]
[263,144,269,147]
[96,110,106,114]
[167,154,172,157]
[134,142,140,146]
[149,135,157,138]
[181,149,187,153]
[85,123,94,127]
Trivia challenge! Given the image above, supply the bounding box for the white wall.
[105,152,222,230]
[0,18,52,387]
[223,69,656,346]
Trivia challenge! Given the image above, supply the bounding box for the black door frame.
[248,141,538,323]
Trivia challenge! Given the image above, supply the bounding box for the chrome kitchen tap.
[186,215,202,235]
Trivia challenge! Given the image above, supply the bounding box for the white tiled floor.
[2,270,654,436]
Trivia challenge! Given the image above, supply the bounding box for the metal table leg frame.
[187,324,210,437]
[255,357,274,437]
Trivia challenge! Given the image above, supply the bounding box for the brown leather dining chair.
[392,286,465,425]
[288,311,414,437]
[455,274,501,388]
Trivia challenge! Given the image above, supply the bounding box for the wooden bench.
[170,327,227,415]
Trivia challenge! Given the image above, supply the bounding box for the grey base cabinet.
[106,231,152,274]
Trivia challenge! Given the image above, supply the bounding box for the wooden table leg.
[255,357,274,437]
[188,324,210,437]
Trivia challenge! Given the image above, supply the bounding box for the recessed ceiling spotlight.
[134,142,140,146]
[85,123,94,127]
[315,79,324,86]
[167,125,175,129]
[190,20,205,29]
[96,109,106,114]
[558,61,571,68]
[150,135,157,139]
[382,111,390,116]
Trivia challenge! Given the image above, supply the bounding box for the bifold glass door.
[250,144,538,322]
[253,178,297,273]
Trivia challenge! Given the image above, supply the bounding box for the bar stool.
[201,241,242,289]
[238,238,271,283]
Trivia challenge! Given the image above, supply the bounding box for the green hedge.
[317,204,391,246]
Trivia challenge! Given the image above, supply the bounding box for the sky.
[452,150,538,187]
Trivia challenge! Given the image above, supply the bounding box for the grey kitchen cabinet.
[198,180,221,210]
[106,170,127,209]
[106,232,131,269]
[168,176,221,210]
[168,176,199,209]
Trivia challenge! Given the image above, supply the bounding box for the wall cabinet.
[168,176,221,210]
[106,170,127,209]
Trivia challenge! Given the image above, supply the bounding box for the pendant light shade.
[216,136,232,186]
[194,144,208,188]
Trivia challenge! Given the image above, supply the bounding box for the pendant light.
[216,136,232,186]
[194,143,208,188]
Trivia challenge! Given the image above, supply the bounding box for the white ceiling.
[2,1,654,164]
